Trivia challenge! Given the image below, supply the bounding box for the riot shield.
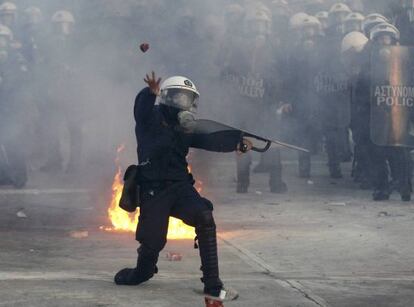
[370,46,414,147]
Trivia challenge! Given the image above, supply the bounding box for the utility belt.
[118,165,194,213]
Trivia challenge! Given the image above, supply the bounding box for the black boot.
[114,244,158,285]
[237,154,251,194]
[269,166,287,193]
[329,164,343,179]
[298,152,311,178]
[372,190,390,201]
[195,212,223,297]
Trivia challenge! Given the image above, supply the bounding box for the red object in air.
[140,43,150,53]
[205,297,224,307]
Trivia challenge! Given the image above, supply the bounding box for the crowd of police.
[0,2,81,188]
[1,0,414,204]
[217,0,414,202]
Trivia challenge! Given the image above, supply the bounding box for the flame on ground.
[104,151,195,239]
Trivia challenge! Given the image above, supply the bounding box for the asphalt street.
[1,154,414,307]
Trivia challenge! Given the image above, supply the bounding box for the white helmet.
[159,76,200,111]
[289,12,309,30]
[24,6,42,25]
[362,13,388,35]
[245,4,272,23]
[329,3,352,14]
[301,15,321,29]
[341,31,368,54]
[0,2,17,14]
[315,11,329,20]
[52,10,75,23]
[345,12,364,23]
[0,24,12,40]
[370,22,400,42]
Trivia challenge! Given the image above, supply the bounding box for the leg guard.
[114,244,159,285]
[195,210,223,296]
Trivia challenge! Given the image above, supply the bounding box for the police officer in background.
[41,10,82,173]
[283,15,323,178]
[114,72,247,301]
[341,31,371,188]
[0,24,27,187]
[367,23,412,201]
[395,0,414,45]
[221,3,288,193]
[318,3,353,178]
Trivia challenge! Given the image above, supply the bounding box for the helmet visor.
[164,89,198,112]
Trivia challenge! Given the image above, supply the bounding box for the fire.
[104,146,195,239]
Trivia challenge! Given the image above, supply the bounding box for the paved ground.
[1,154,414,306]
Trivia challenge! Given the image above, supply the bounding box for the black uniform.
[115,87,241,295]
[349,59,372,188]
[220,37,287,193]
[0,51,28,187]
[287,39,323,178]
[317,31,352,178]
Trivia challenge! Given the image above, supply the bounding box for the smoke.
[0,0,406,188]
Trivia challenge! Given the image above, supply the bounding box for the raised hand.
[144,71,162,96]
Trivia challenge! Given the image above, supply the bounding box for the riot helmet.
[51,10,75,36]
[343,12,364,34]
[159,76,200,130]
[225,4,245,25]
[341,31,368,54]
[23,6,42,26]
[362,13,388,36]
[370,23,400,45]
[0,2,17,28]
[244,3,272,38]
[328,3,352,32]
[315,11,329,30]
[289,12,309,30]
[341,31,368,76]
[300,16,322,39]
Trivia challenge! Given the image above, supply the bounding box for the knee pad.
[195,210,215,229]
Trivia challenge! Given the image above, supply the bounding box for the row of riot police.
[219,1,414,201]
[0,1,82,187]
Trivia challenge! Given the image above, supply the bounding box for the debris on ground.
[16,209,27,218]
[166,252,182,261]
[69,231,89,239]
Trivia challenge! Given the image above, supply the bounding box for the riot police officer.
[0,24,27,187]
[114,73,245,302]
[367,22,412,201]
[315,11,329,33]
[41,10,82,173]
[0,2,17,32]
[221,3,288,193]
[284,15,324,178]
[341,31,371,188]
[317,3,353,178]
[395,0,414,45]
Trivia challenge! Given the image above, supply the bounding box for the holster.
[119,165,140,213]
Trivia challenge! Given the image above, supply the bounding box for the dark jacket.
[134,87,241,182]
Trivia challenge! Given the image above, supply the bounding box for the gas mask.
[160,89,198,130]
